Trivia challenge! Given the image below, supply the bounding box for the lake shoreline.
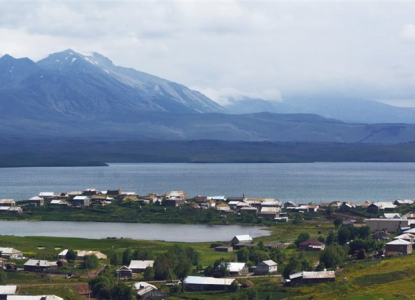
[0,220,271,242]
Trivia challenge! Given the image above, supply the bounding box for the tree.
[144,267,155,280]
[84,255,99,269]
[270,248,287,264]
[205,210,215,222]
[333,217,343,228]
[357,249,366,260]
[66,249,77,261]
[132,248,153,260]
[153,244,200,280]
[292,214,303,225]
[246,288,258,300]
[295,232,310,247]
[237,247,250,263]
[320,244,346,269]
[109,252,121,266]
[283,255,301,279]
[249,249,269,265]
[0,269,7,284]
[317,236,326,244]
[325,205,334,216]
[122,249,131,265]
[326,231,337,245]
[358,226,371,240]
[338,227,351,245]
[315,262,325,271]
[111,282,135,300]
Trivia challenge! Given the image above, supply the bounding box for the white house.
[254,260,278,275]
[231,235,253,245]
[128,260,154,273]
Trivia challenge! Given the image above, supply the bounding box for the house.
[8,296,64,300]
[116,266,133,279]
[287,271,335,286]
[258,207,279,219]
[28,196,44,207]
[215,245,233,252]
[82,188,98,196]
[372,230,390,241]
[365,218,412,233]
[340,202,355,212]
[227,197,244,202]
[244,198,264,207]
[394,199,414,206]
[231,235,253,245]
[393,233,415,244]
[226,262,248,275]
[0,285,17,299]
[183,276,235,291]
[129,260,154,273]
[2,207,23,215]
[284,201,297,208]
[0,199,15,207]
[383,213,402,219]
[107,189,122,196]
[215,203,231,212]
[385,239,412,256]
[254,260,278,275]
[0,247,23,259]
[72,196,90,207]
[58,250,107,260]
[207,196,226,202]
[403,212,415,219]
[50,199,68,206]
[164,198,186,207]
[367,202,396,213]
[134,282,169,299]
[39,192,54,200]
[298,240,325,251]
[24,260,58,272]
[228,201,240,209]
[404,228,415,234]
[261,198,282,208]
[240,207,258,214]
[193,196,208,203]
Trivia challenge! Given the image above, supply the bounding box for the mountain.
[224,96,415,124]
[2,50,415,147]
[0,49,225,121]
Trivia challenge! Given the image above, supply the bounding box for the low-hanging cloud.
[400,24,415,42]
[194,87,282,106]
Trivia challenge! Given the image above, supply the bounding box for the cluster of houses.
[0,286,64,300]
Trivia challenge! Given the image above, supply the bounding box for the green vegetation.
[1,200,273,225]
[5,139,415,167]
[2,210,415,300]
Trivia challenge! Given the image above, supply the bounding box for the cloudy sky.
[0,0,415,106]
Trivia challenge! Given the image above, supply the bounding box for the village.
[0,188,415,299]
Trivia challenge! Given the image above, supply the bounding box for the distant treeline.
[2,138,415,167]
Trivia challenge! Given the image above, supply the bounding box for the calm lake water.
[1,162,415,203]
[0,221,269,242]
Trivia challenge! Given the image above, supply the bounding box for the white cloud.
[0,1,415,105]
[194,87,282,105]
[400,23,415,42]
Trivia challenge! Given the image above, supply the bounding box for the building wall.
[365,219,409,233]
[385,244,412,255]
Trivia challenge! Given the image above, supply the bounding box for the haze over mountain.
[1,50,415,146]
[223,96,415,124]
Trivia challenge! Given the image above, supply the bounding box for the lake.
[0,221,269,242]
[1,162,415,202]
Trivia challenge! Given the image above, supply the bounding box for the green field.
[2,217,415,300]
